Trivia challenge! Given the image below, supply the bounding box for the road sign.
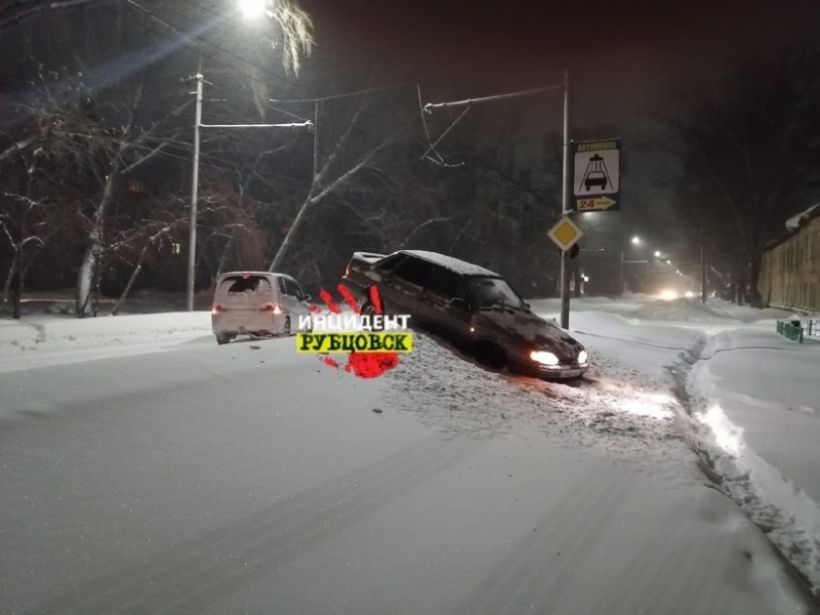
[577,195,618,211]
[572,138,621,211]
[548,216,583,251]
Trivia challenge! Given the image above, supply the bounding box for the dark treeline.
[0,1,566,317]
[2,2,819,316]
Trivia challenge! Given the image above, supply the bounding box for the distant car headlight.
[530,350,560,366]
[578,350,588,365]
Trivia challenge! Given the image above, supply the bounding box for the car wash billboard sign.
[572,138,621,212]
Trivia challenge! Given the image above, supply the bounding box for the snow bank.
[0,313,212,374]
[0,312,211,353]
[387,330,686,463]
[680,329,820,594]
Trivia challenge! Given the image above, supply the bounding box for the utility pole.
[184,66,312,311]
[186,64,204,312]
[700,207,707,304]
[559,69,571,329]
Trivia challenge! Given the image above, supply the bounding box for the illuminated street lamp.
[238,0,267,19]
[184,6,312,311]
[654,250,661,258]
[620,236,648,296]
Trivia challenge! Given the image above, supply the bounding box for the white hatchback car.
[211,271,312,344]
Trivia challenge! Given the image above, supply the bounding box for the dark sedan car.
[342,250,589,379]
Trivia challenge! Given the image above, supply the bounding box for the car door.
[381,255,433,315]
[417,266,472,339]
[279,276,307,318]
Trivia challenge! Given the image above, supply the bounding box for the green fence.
[777,319,804,343]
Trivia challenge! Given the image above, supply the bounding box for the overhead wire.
[416,84,465,168]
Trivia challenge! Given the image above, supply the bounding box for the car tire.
[361,302,385,330]
[475,341,506,370]
[283,315,291,336]
[216,333,232,345]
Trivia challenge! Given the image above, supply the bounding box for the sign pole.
[560,69,571,329]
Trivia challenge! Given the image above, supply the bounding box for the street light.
[654,250,661,258]
[620,236,649,296]
[238,0,267,19]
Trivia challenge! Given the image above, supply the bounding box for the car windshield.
[467,276,526,309]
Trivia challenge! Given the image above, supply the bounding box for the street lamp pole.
[559,68,571,329]
[186,64,204,312]
[700,206,707,304]
[184,66,313,311]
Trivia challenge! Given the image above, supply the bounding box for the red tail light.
[211,304,226,314]
[261,304,283,314]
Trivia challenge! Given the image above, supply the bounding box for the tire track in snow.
[670,331,820,605]
[455,460,635,615]
[32,435,480,615]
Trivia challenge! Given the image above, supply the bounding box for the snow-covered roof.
[399,250,499,276]
[785,203,820,231]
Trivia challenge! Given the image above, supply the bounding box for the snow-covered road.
[0,304,816,614]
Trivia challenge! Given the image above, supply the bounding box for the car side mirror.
[451,297,468,310]
[301,293,311,302]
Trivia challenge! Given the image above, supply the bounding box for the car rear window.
[220,276,271,294]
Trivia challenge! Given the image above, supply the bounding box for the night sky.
[305,1,820,230]
[306,0,820,124]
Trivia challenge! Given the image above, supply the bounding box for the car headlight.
[530,350,560,366]
[577,350,588,365]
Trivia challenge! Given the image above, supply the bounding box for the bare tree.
[660,47,820,305]
[267,96,403,272]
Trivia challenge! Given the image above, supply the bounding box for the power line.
[423,84,563,113]
[268,82,411,105]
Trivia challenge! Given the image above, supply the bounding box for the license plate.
[557,368,583,379]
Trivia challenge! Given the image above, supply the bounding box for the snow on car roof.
[399,250,499,276]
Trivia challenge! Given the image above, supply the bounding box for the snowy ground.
[0,297,818,613]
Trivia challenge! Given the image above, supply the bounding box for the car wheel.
[282,315,291,336]
[216,333,232,345]
[361,302,384,330]
[475,341,506,370]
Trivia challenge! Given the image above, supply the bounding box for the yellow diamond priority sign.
[548,216,583,252]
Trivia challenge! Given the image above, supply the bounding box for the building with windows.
[758,204,820,310]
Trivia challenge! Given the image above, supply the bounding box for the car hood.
[474,309,583,360]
